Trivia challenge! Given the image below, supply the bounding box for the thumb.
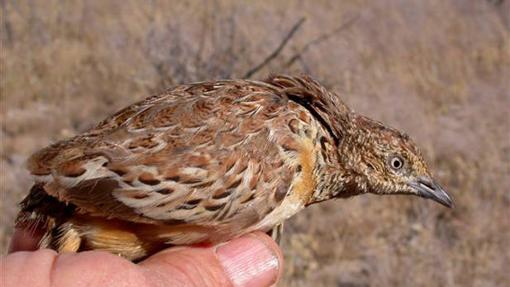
[140,231,283,287]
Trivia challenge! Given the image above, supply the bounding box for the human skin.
[1,228,283,287]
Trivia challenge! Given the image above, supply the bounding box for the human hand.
[2,228,283,287]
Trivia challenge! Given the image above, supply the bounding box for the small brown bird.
[16,75,453,261]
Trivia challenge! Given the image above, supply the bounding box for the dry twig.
[244,17,306,78]
[285,15,359,68]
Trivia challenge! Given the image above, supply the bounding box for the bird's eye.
[389,156,404,170]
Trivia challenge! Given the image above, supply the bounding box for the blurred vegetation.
[1,1,509,286]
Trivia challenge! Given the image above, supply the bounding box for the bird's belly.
[67,187,307,259]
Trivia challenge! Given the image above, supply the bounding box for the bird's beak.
[408,177,453,208]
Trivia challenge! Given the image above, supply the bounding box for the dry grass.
[1,0,509,286]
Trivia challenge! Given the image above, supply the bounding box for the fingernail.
[216,235,280,287]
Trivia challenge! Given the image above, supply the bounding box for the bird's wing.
[27,80,297,230]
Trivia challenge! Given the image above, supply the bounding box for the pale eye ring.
[389,156,404,170]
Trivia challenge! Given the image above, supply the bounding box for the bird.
[15,75,453,261]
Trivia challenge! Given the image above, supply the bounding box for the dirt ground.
[1,1,509,286]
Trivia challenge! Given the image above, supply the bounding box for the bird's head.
[339,115,453,208]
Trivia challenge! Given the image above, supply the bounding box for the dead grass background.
[1,1,509,286]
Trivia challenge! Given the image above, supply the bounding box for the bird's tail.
[15,183,76,250]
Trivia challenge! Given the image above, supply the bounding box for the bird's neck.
[308,146,367,205]
[307,127,369,205]
[309,168,365,205]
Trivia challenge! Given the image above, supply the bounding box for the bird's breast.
[252,136,319,231]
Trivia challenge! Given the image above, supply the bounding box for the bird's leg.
[267,222,284,245]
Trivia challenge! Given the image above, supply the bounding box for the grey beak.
[409,177,454,208]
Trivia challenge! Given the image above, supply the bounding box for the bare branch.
[244,17,306,78]
[285,15,359,68]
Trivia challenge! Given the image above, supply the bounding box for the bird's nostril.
[418,178,435,191]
